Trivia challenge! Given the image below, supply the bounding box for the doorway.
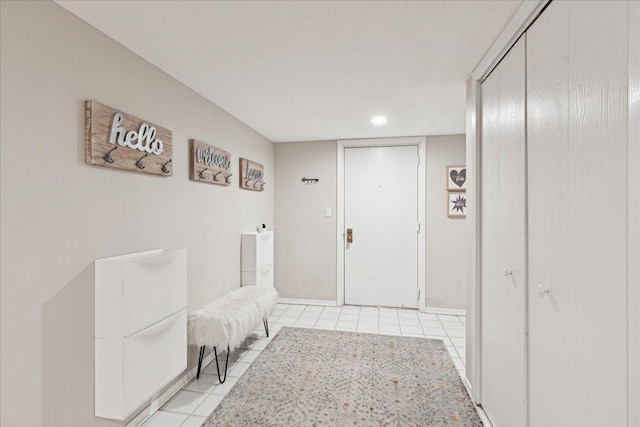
[337,138,426,309]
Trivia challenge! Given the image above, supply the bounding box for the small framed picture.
[447,165,467,191]
[447,192,466,218]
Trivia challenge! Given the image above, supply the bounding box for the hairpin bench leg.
[213,346,230,384]
[197,346,205,379]
[263,317,269,337]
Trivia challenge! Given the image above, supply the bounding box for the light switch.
[324,207,332,217]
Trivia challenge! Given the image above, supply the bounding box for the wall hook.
[161,159,172,174]
[104,146,117,164]
[225,174,233,184]
[301,177,319,184]
[199,168,208,179]
[135,153,148,169]
[213,171,222,182]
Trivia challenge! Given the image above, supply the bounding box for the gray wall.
[425,135,467,310]
[0,2,274,426]
[274,141,337,301]
[274,136,466,309]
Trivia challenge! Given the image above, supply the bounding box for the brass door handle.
[346,228,353,243]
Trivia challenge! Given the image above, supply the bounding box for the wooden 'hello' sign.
[190,140,232,185]
[239,158,265,191]
[85,100,173,176]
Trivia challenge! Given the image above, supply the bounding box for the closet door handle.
[537,284,549,296]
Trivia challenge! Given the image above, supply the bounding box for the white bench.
[187,286,278,382]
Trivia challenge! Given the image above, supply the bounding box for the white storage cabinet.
[95,248,187,420]
[241,231,274,287]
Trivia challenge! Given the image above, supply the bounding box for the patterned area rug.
[203,327,482,426]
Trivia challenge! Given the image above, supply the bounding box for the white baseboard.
[126,350,218,427]
[424,306,466,316]
[277,297,338,306]
[475,404,494,427]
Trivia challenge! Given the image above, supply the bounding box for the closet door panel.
[480,54,501,423]
[480,37,526,427]
[527,1,628,425]
[496,36,527,426]
[526,2,571,423]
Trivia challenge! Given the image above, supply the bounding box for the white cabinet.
[95,248,187,420]
[241,231,274,287]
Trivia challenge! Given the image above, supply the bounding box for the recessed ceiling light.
[371,116,388,126]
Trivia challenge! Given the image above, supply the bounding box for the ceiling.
[56,1,522,142]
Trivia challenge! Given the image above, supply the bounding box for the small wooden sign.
[190,140,232,185]
[85,100,173,176]
[239,158,265,191]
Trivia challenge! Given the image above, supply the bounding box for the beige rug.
[204,327,482,426]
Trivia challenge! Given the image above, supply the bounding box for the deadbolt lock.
[346,228,353,243]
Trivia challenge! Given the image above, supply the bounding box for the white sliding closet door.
[527,1,629,425]
[480,37,526,427]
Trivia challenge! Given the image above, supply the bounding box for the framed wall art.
[447,165,466,191]
[447,192,466,218]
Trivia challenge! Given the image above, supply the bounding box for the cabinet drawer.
[123,310,187,416]
[122,250,187,336]
[242,231,273,271]
[255,232,273,270]
[242,263,273,287]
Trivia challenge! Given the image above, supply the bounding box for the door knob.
[537,284,549,296]
[504,268,513,276]
[346,228,353,243]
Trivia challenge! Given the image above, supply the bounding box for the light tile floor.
[142,304,466,427]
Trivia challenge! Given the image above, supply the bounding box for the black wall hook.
[199,168,208,179]
[225,174,233,184]
[161,159,172,174]
[135,153,148,169]
[104,146,117,164]
[301,177,319,184]
[213,171,222,182]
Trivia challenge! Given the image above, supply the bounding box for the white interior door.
[344,145,418,308]
[527,2,629,425]
[480,36,527,426]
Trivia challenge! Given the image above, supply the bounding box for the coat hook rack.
[135,153,148,169]
[301,177,319,184]
[225,174,233,184]
[213,171,222,182]
[199,168,208,179]
[104,146,117,164]
[161,159,172,174]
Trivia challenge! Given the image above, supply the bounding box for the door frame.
[337,137,426,310]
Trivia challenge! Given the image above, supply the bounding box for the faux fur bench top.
[188,286,278,351]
